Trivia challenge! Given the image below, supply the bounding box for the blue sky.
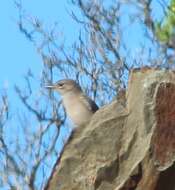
[0,0,80,96]
[0,0,168,94]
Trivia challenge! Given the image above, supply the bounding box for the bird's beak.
[44,84,56,89]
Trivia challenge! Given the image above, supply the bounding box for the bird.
[45,79,99,126]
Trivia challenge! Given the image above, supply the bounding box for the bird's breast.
[63,95,93,126]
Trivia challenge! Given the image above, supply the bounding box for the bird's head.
[45,79,82,95]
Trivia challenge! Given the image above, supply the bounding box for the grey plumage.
[45,79,98,126]
[79,94,99,113]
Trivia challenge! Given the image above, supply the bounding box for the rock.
[45,69,175,190]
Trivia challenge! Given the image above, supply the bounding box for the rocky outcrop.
[45,69,175,190]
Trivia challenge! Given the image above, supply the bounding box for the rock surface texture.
[45,69,175,190]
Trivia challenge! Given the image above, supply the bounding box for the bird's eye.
[59,83,64,87]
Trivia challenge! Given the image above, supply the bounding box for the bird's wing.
[80,94,99,113]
